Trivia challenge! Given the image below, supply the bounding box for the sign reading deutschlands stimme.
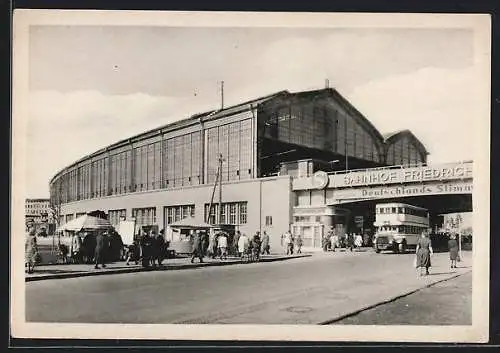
[337,161,473,188]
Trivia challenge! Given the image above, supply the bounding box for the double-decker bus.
[373,203,429,254]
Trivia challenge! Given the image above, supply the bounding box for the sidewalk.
[25,253,312,282]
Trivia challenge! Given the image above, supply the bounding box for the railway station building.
[50,88,428,251]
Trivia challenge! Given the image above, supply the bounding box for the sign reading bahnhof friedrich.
[341,162,473,187]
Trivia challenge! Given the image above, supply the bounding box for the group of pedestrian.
[414,230,461,277]
[324,232,364,252]
[125,229,168,268]
[189,230,272,263]
[281,231,302,255]
[68,230,124,266]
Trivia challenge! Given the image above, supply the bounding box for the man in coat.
[139,230,153,268]
[154,230,166,266]
[191,230,204,263]
[233,231,241,256]
[94,230,108,269]
[261,231,270,255]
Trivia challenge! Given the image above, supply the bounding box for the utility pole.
[456,214,463,260]
[218,153,224,224]
[220,81,224,110]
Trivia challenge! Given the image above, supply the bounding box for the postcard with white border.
[11,9,491,343]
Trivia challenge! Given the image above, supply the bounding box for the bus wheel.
[375,248,381,253]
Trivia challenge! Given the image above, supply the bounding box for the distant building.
[25,198,53,233]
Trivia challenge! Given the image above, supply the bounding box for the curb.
[317,269,471,325]
[25,254,312,282]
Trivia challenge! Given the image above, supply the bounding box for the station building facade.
[50,88,428,251]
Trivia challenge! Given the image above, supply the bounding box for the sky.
[26,25,477,198]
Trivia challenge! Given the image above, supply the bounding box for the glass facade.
[386,136,425,166]
[206,119,253,184]
[261,100,382,164]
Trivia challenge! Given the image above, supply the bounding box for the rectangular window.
[205,204,216,224]
[220,204,226,224]
[132,207,156,228]
[182,205,190,219]
[229,203,237,224]
[108,209,126,226]
[203,201,247,225]
[167,208,174,225]
[239,202,247,224]
[265,216,273,226]
[163,205,195,229]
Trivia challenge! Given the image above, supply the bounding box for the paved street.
[335,271,472,325]
[26,250,472,325]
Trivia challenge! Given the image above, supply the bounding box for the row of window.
[376,207,428,218]
[377,225,428,234]
[165,205,196,225]
[204,202,248,225]
[60,202,249,230]
[26,203,49,209]
[50,119,254,205]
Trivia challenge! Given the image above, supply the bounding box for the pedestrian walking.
[191,230,204,263]
[25,227,39,274]
[252,232,262,260]
[126,238,140,265]
[57,240,69,264]
[233,231,241,256]
[347,233,355,252]
[139,230,153,268]
[355,233,363,250]
[261,231,270,255]
[448,233,460,269]
[94,230,109,269]
[415,230,433,276]
[283,231,293,255]
[238,233,249,257]
[201,230,210,256]
[294,233,303,254]
[70,233,83,264]
[218,232,228,260]
[82,232,96,264]
[208,231,218,259]
[330,232,339,252]
[155,230,166,266]
[322,234,330,252]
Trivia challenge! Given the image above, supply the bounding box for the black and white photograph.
[11,10,491,342]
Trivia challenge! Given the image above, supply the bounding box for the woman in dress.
[415,230,433,276]
[448,233,460,269]
[25,228,39,274]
